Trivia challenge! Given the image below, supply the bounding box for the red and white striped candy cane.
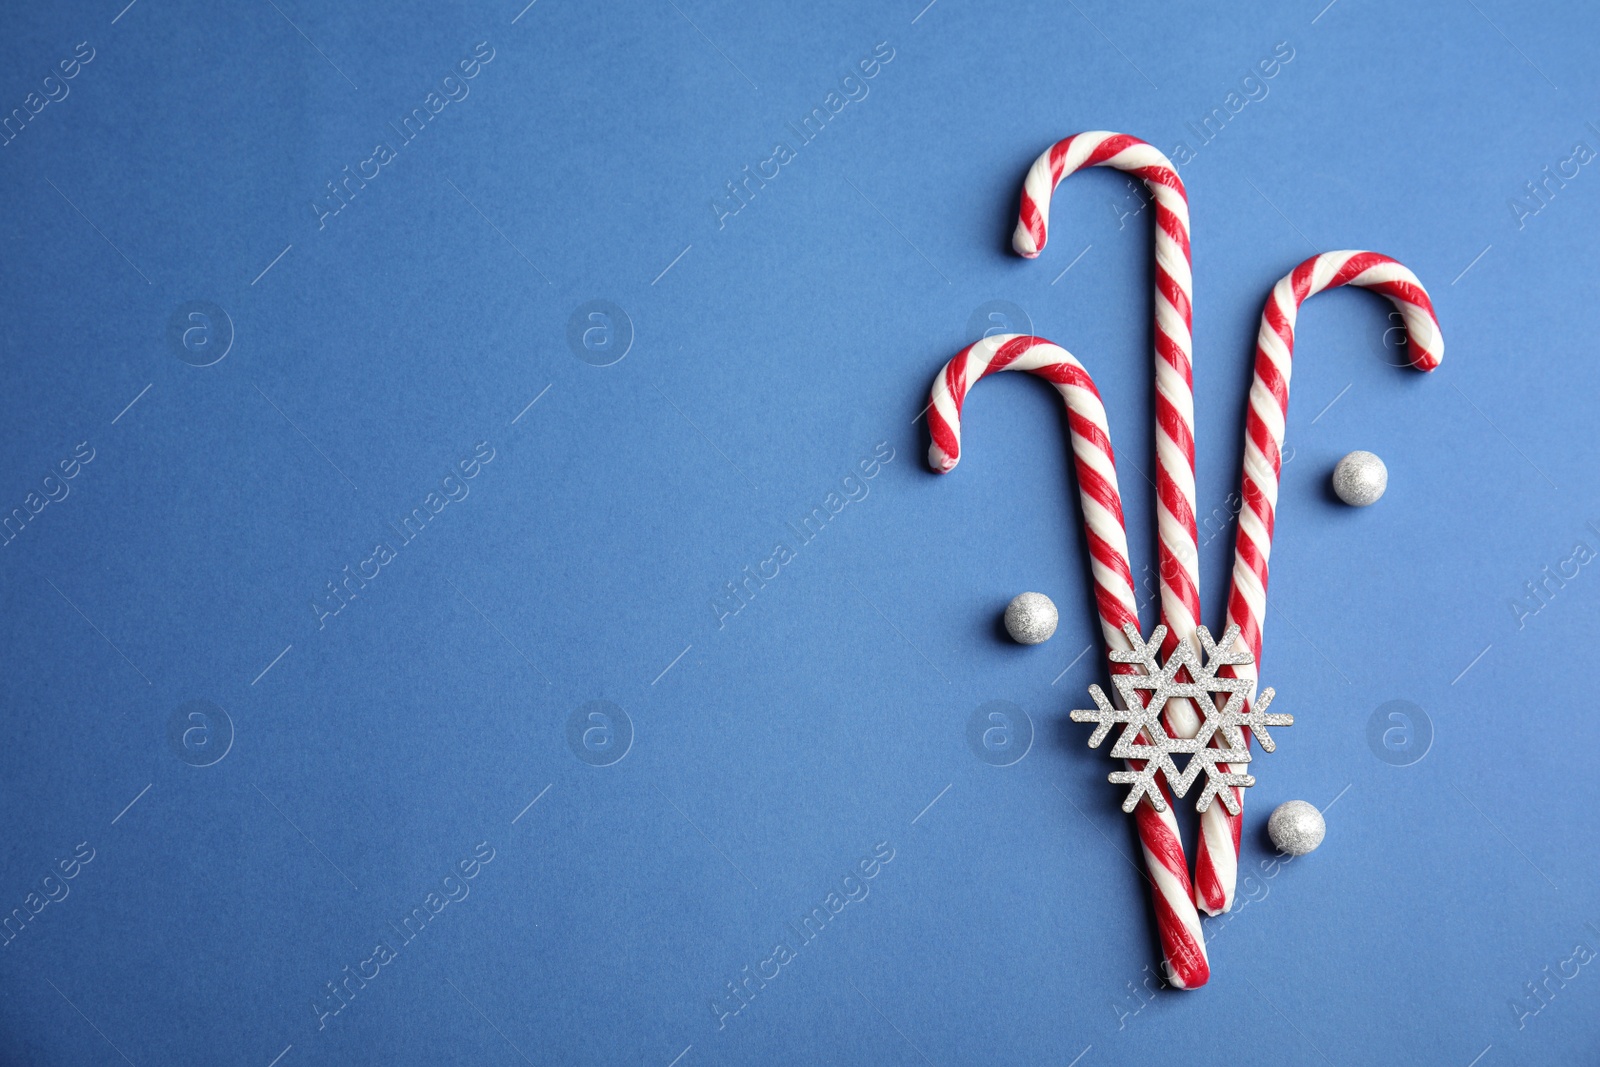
[1013,132,1202,732]
[929,332,1210,989]
[1192,251,1443,914]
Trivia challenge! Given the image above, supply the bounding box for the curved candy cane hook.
[1011,132,1203,736]
[1193,250,1444,916]
[928,333,1211,989]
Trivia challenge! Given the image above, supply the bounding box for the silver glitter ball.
[1331,450,1387,507]
[1004,592,1058,645]
[1267,799,1326,856]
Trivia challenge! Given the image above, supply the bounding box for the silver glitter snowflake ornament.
[1070,623,1293,815]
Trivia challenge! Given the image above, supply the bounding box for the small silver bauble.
[1003,592,1058,645]
[1332,450,1387,507]
[1267,799,1326,856]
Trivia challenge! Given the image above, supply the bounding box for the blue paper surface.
[2,1,1598,1063]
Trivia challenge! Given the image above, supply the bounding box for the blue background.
[2,1,1596,1064]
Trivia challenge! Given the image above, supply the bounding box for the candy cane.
[1191,251,1443,915]
[929,332,1210,989]
[1013,132,1202,733]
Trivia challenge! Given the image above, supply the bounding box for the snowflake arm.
[1068,683,1130,749]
